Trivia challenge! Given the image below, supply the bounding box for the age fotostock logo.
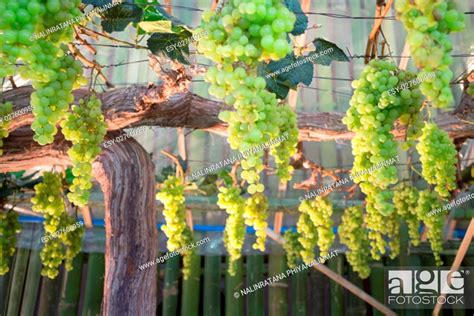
[386,269,472,309]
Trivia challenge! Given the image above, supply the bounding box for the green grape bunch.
[196,0,296,65]
[244,192,269,251]
[416,122,457,198]
[217,184,246,275]
[338,206,371,279]
[0,209,21,275]
[299,197,335,259]
[0,102,13,155]
[364,195,388,260]
[393,184,421,246]
[342,59,423,215]
[296,212,318,264]
[61,94,107,206]
[198,0,299,195]
[156,175,194,279]
[283,230,303,269]
[1,0,87,144]
[209,65,298,194]
[31,172,84,278]
[29,52,86,145]
[416,190,445,266]
[395,0,465,108]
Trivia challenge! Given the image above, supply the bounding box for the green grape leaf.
[101,2,143,33]
[258,53,313,99]
[147,32,190,64]
[284,0,308,35]
[308,38,349,66]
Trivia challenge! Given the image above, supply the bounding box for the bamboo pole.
[265,228,397,316]
[432,218,474,315]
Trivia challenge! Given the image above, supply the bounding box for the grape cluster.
[244,192,268,251]
[209,66,298,193]
[0,102,13,155]
[338,206,371,279]
[396,0,465,108]
[28,52,85,145]
[386,209,400,260]
[0,209,21,275]
[197,0,295,65]
[300,197,335,259]
[0,0,44,77]
[31,172,84,278]
[365,195,389,260]
[296,212,317,264]
[217,184,246,275]
[156,175,194,279]
[283,230,303,269]
[199,0,299,195]
[342,59,423,215]
[416,190,445,266]
[393,184,421,246]
[416,122,457,198]
[61,95,107,206]
[0,0,86,144]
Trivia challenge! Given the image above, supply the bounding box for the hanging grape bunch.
[296,212,318,264]
[338,206,371,279]
[283,230,303,269]
[156,175,194,279]
[416,190,445,266]
[393,184,421,246]
[396,0,465,108]
[342,59,423,215]
[1,0,87,145]
[197,0,299,195]
[31,172,83,278]
[197,0,296,64]
[301,197,335,259]
[0,209,21,275]
[217,184,246,275]
[61,94,107,206]
[244,192,269,251]
[416,122,457,198]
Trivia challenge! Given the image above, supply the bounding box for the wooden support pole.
[432,218,474,315]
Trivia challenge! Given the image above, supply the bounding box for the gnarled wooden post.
[93,135,157,315]
[0,130,158,315]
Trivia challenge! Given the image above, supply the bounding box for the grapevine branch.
[1,86,473,165]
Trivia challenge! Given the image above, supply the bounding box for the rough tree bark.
[3,86,474,143]
[0,130,158,315]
